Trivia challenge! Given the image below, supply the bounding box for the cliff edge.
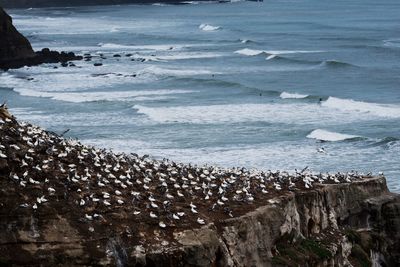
[0,105,399,266]
[0,7,82,70]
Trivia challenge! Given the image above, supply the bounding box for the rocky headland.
[0,7,82,70]
[0,105,399,266]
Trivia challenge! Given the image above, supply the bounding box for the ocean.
[1,0,399,192]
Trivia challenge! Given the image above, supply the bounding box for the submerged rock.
[0,105,399,266]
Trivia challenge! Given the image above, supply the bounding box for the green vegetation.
[271,233,333,266]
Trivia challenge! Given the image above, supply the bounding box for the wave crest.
[199,24,221,31]
[321,97,400,118]
[280,92,309,99]
[307,129,360,142]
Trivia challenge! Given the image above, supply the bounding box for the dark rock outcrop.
[0,7,34,61]
[0,7,82,70]
[0,105,399,266]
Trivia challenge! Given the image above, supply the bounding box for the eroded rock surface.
[0,106,399,266]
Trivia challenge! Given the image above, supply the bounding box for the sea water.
[1,0,399,191]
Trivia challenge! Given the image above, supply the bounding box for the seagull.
[197,218,205,225]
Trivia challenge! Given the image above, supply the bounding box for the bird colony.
[0,110,372,237]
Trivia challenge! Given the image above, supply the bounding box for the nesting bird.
[0,109,371,237]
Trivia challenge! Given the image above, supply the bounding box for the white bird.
[197,218,205,225]
[150,211,157,218]
[159,221,166,228]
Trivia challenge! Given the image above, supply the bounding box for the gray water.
[1,0,399,191]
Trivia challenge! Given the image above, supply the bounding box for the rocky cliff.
[0,7,82,70]
[0,7,35,61]
[0,105,399,266]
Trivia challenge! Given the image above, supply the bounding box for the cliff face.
[0,8,35,61]
[0,8,82,70]
[0,106,399,266]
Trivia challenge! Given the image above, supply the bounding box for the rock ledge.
[0,106,399,266]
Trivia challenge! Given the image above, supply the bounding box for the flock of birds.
[0,108,375,232]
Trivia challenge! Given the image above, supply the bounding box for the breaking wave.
[307,129,361,142]
[280,92,309,99]
[321,97,400,119]
[199,24,221,31]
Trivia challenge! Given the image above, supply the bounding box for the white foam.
[133,102,388,125]
[280,92,309,99]
[307,129,360,142]
[321,97,400,119]
[266,54,277,60]
[199,24,221,31]
[1,67,149,95]
[235,48,323,56]
[155,52,224,61]
[0,63,215,101]
[98,43,183,51]
[265,50,323,55]
[137,65,218,77]
[15,89,194,103]
[13,15,185,36]
[234,48,264,56]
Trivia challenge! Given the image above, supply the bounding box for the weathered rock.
[0,106,399,266]
[0,7,34,61]
[0,8,82,70]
